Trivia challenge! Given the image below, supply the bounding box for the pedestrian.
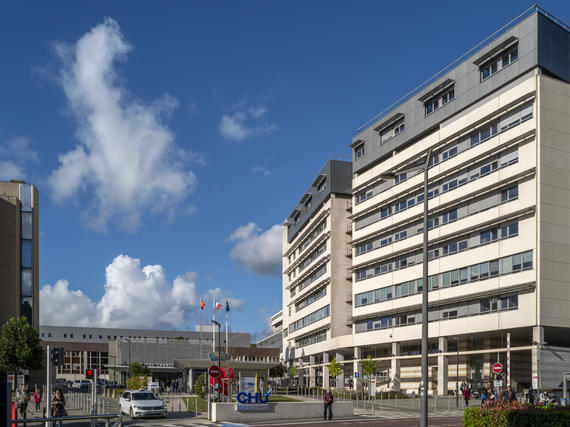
[528,387,535,405]
[501,385,516,403]
[323,388,334,421]
[480,389,487,407]
[33,388,42,411]
[16,386,30,420]
[463,386,470,406]
[51,388,67,426]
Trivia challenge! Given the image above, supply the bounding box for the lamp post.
[212,320,221,400]
[381,148,432,427]
[455,337,459,408]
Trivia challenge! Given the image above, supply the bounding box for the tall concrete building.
[0,180,39,328]
[282,160,353,387]
[283,6,570,394]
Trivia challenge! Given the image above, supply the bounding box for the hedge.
[464,402,570,427]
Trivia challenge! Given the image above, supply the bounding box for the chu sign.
[235,391,272,411]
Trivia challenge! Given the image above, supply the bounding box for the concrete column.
[391,343,400,391]
[532,326,544,390]
[323,353,330,389]
[298,357,304,387]
[309,356,316,387]
[188,368,193,392]
[353,347,361,390]
[336,352,345,389]
[437,337,448,396]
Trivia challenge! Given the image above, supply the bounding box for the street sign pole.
[45,345,50,427]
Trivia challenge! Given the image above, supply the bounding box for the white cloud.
[252,166,271,176]
[40,254,200,329]
[219,106,278,142]
[228,222,282,276]
[0,136,38,181]
[207,287,245,311]
[47,18,197,231]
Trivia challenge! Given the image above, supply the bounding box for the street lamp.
[381,148,432,427]
[212,320,221,400]
[455,337,459,408]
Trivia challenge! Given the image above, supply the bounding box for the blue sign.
[236,391,271,404]
[354,372,360,378]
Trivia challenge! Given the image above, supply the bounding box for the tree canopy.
[129,361,151,378]
[270,363,286,378]
[289,364,298,377]
[328,356,343,380]
[362,355,376,377]
[0,317,44,378]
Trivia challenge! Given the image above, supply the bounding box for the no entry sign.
[209,365,220,378]
[493,362,503,374]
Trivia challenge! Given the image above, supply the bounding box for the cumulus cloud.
[219,106,278,142]
[40,254,201,329]
[0,136,38,181]
[47,18,197,231]
[228,223,282,276]
[252,166,271,176]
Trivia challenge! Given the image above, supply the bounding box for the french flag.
[215,302,223,310]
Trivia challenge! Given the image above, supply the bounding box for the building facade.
[256,310,283,350]
[40,325,251,383]
[0,180,39,328]
[281,160,354,388]
[283,7,570,394]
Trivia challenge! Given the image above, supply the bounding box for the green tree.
[0,316,44,381]
[194,373,206,398]
[362,355,376,377]
[328,356,343,388]
[361,355,376,391]
[289,364,298,377]
[270,363,286,378]
[129,362,151,378]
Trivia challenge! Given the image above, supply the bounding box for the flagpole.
[225,305,229,356]
[212,297,216,354]
[199,302,203,359]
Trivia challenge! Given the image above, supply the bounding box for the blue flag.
[226,300,230,312]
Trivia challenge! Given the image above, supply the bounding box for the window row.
[289,305,330,333]
[354,250,532,307]
[295,286,327,312]
[353,100,532,211]
[480,43,518,81]
[298,219,327,255]
[355,293,519,333]
[298,242,327,272]
[356,143,520,231]
[295,330,327,348]
[354,184,520,281]
[291,263,327,297]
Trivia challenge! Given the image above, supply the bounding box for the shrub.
[194,373,205,398]
[463,402,570,426]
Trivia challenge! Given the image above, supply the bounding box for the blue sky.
[1,1,567,338]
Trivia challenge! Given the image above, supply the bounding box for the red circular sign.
[208,365,220,378]
[493,362,503,374]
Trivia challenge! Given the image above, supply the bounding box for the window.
[355,144,365,160]
[425,86,454,116]
[304,197,312,209]
[442,310,458,319]
[380,118,405,143]
[317,179,326,193]
[523,251,532,269]
[480,44,518,81]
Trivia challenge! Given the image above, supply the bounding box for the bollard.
[380,392,383,412]
[448,395,451,410]
[178,395,181,412]
[195,398,198,416]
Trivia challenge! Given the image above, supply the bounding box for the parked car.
[72,380,91,391]
[119,390,167,419]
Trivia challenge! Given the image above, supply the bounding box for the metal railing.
[353,5,561,136]
[11,413,122,426]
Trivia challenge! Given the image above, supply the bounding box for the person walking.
[323,389,334,421]
[501,385,517,403]
[463,386,470,406]
[16,386,30,420]
[51,389,67,427]
[33,389,42,412]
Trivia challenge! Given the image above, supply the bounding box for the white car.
[119,390,167,418]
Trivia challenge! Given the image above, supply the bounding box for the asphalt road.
[253,417,462,427]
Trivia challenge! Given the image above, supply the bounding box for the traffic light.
[86,369,94,379]
[51,347,65,366]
